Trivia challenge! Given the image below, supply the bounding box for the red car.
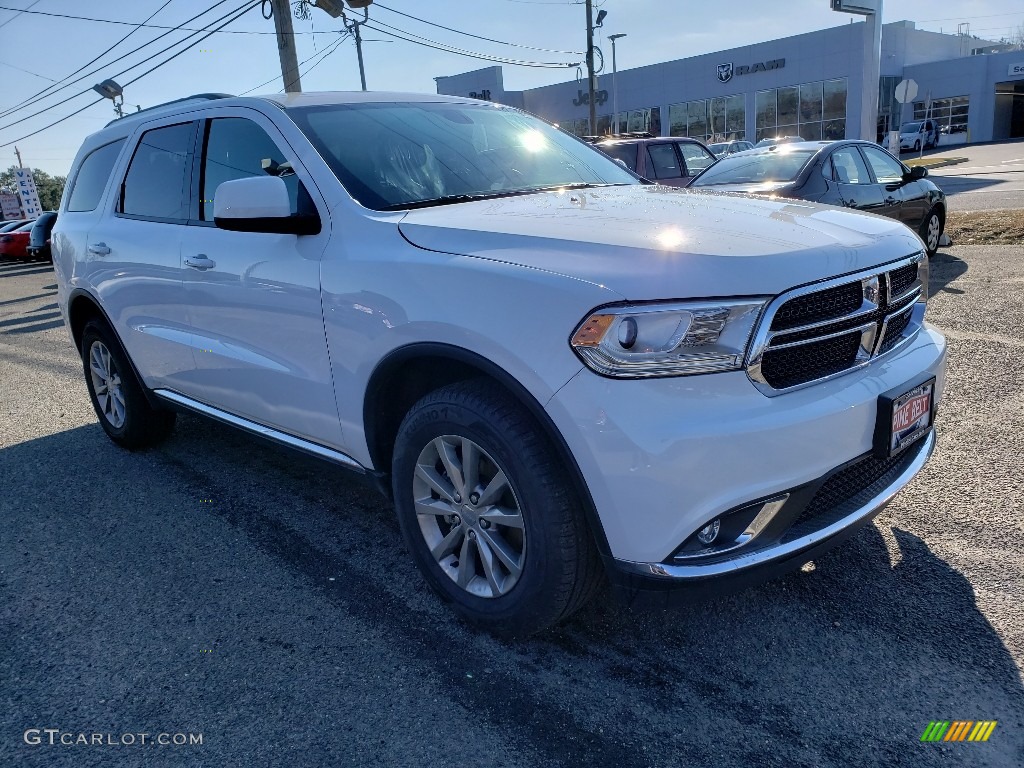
[0,220,36,260]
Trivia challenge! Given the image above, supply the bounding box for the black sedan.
[26,211,58,261]
[688,140,946,255]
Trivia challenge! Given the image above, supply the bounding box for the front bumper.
[606,431,934,605]
[546,325,946,568]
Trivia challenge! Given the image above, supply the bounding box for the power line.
[0,2,260,148]
[0,0,40,30]
[239,30,351,95]
[363,20,580,68]
[0,0,187,119]
[0,60,57,82]
[0,1,248,131]
[0,3,317,33]
[373,2,583,55]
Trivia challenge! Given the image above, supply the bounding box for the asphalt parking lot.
[1,247,1022,767]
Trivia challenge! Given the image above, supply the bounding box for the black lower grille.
[878,308,913,354]
[771,281,863,331]
[782,438,927,542]
[760,331,861,389]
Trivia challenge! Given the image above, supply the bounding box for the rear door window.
[67,140,125,212]
[828,147,871,184]
[600,143,637,172]
[119,122,196,222]
[646,144,682,179]
[678,143,716,175]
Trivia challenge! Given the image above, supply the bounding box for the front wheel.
[391,380,602,637]
[913,140,921,152]
[920,206,944,257]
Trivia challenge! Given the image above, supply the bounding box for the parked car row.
[0,212,58,261]
[586,133,944,256]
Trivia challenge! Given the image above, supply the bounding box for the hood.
[689,180,797,195]
[398,185,923,301]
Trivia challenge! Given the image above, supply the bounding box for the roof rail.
[104,93,234,127]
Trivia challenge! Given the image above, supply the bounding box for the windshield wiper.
[384,183,633,211]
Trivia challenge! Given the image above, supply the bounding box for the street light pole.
[609,34,626,135]
[342,7,370,90]
[585,0,596,135]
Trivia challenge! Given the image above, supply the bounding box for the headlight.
[570,299,768,378]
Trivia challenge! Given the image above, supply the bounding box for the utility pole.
[585,0,597,135]
[343,7,369,90]
[271,0,302,92]
[14,146,23,168]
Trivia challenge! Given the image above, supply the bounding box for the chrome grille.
[747,254,927,395]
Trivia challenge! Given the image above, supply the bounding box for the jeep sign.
[1010,62,1024,78]
[572,89,609,107]
[717,59,785,83]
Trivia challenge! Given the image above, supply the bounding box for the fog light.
[696,519,721,545]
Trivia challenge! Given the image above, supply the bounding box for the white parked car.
[898,120,939,152]
[53,92,946,636]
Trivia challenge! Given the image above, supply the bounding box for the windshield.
[288,102,638,210]
[900,122,922,133]
[690,148,817,186]
[708,143,729,154]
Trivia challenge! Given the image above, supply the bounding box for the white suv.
[53,93,947,636]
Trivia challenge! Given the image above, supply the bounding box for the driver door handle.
[184,255,216,270]
[88,242,110,256]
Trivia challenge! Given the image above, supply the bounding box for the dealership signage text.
[573,89,609,107]
[717,58,786,83]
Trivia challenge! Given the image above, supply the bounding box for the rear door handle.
[184,255,216,270]
[88,242,110,256]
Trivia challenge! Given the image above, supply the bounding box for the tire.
[81,319,176,449]
[920,205,944,257]
[392,379,603,637]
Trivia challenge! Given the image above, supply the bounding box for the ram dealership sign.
[717,58,785,83]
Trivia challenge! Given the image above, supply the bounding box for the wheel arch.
[67,288,163,409]
[363,342,612,557]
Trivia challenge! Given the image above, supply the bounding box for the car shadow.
[928,250,969,296]
[2,417,1020,766]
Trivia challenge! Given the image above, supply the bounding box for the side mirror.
[906,165,928,180]
[213,176,320,235]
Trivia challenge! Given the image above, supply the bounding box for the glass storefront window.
[669,95,745,142]
[688,100,707,138]
[915,95,970,135]
[756,78,847,143]
[756,90,776,129]
[800,82,823,123]
[778,86,799,125]
[823,79,847,121]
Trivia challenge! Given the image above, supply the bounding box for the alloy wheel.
[412,435,526,598]
[88,340,126,428]
[926,213,941,252]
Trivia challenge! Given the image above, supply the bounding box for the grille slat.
[751,257,924,392]
[770,281,863,331]
[760,332,862,390]
[888,262,919,299]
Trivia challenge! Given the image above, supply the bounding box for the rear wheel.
[392,380,602,637]
[920,205,944,257]
[81,320,175,449]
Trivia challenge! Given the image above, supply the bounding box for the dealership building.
[435,20,1024,146]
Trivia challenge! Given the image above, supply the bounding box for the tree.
[1011,22,1024,50]
[0,165,66,212]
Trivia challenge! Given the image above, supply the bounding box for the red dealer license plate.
[880,378,935,457]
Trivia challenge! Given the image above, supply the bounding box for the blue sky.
[1,0,1021,176]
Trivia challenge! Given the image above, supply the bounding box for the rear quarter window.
[66,139,125,212]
